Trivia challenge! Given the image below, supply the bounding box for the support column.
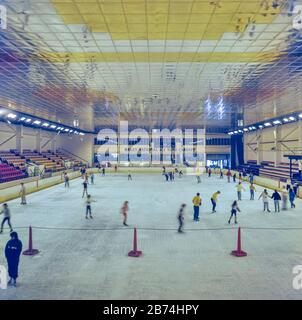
[299,121,302,150]
[274,126,281,166]
[36,129,41,153]
[16,125,23,153]
[51,135,56,153]
[256,131,263,165]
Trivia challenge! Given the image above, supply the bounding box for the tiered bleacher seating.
[22,150,64,172]
[238,160,261,176]
[260,161,299,181]
[0,150,26,171]
[56,150,83,167]
[0,163,26,183]
[41,151,65,171]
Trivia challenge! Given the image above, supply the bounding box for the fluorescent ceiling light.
[243,128,249,132]
[33,120,41,125]
[50,125,57,129]
[273,120,281,125]
[299,114,302,118]
[258,125,264,129]
[264,122,271,127]
[20,117,26,121]
[289,116,296,121]
[283,118,289,122]
[42,122,49,127]
[7,113,17,119]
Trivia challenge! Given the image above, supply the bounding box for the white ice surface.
[0,173,302,300]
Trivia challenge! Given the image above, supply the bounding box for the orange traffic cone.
[23,226,39,256]
[128,227,142,257]
[231,227,247,257]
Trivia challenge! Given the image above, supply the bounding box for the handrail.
[57,147,89,164]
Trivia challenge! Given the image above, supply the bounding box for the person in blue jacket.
[289,188,296,208]
[5,232,22,287]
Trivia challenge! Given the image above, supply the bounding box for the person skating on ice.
[177,204,186,233]
[120,201,129,226]
[0,203,13,234]
[82,180,88,198]
[226,169,231,183]
[211,191,221,213]
[178,170,183,178]
[289,188,296,208]
[19,182,27,205]
[236,182,245,201]
[271,189,281,212]
[220,169,223,179]
[127,171,132,181]
[228,201,241,224]
[259,189,271,212]
[192,193,202,221]
[233,173,237,183]
[64,172,70,188]
[85,194,96,219]
[102,167,105,176]
[90,172,94,184]
[208,168,212,178]
[5,232,22,287]
[250,183,256,200]
[281,186,288,210]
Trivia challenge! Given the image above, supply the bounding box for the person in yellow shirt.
[250,183,256,200]
[236,182,245,201]
[211,191,221,213]
[192,193,202,221]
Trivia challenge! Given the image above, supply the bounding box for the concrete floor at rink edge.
[0,173,302,300]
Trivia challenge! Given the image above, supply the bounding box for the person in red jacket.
[226,169,232,183]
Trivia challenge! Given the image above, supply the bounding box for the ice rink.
[1,172,302,300]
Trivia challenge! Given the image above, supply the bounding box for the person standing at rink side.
[258,189,271,212]
[20,182,27,205]
[226,169,231,183]
[236,182,245,201]
[5,232,22,287]
[289,188,296,208]
[0,203,13,234]
[250,183,256,200]
[120,201,129,226]
[211,191,221,213]
[82,180,88,198]
[64,172,70,188]
[271,190,281,212]
[192,193,202,221]
[177,204,186,233]
[90,172,95,185]
[228,201,240,225]
[281,186,288,211]
[85,195,96,219]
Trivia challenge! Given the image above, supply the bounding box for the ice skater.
[228,201,240,224]
[64,172,70,187]
[177,204,186,233]
[5,232,22,287]
[196,171,201,184]
[233,173,237,183]
[289,188,296,208]
[102,167,105,176]
[85,194,96,219]
[271,189,281,212]
[127,171,132,181]
[120,201,129,226]
[281,186,288,211]
[178,170,183,178]
[239,172,243,182]
[20,183,27,205]
[164,172,169,182]
[90,172,95,184]
[250,183,256,200]
[258,189,271,212]
[236,182,245,201]
[208,168,212,178]
[192,193,202,221]
[219,169,223,179]
[0,203,13,234]
[82,180,88,198]
[226,169,231,183]
[211,191,221,213]
[169,171,173,181]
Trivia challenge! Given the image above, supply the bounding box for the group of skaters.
[162,167,183,181]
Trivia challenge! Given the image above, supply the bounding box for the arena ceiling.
[0,0,302,131]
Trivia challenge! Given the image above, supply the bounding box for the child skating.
[177,204,186,233]
[120,201,129,226]
[258,189,271,212]
[82,181,88,198]
[0,203,13,233]
[85,194,96,219]
[228,201,241,224]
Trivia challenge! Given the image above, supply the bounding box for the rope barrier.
[9,225,302,231]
